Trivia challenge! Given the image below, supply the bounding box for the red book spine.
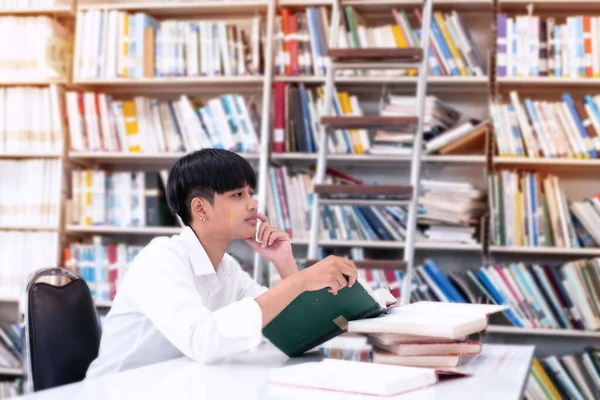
[273,82,286,152]
[108,244,118,300]
[289,14,300,75]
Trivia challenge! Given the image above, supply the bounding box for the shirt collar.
[179,226,217,276]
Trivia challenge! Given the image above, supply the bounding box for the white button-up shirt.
[86,226,268,378]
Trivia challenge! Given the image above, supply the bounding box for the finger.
[257,222,269,243]
[334,274,347,292]
[338,262,358,287]
[268,231,288,246]
[263,229,275,248]
[244,238,261,251]
[257,213,268,223]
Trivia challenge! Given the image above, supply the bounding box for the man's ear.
[190,197,209,222]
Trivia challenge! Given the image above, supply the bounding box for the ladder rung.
[320,198,409,207]
[314,184,412,198]
[320,116,418,129]
[304,259,407,270]
[328,48,423,64]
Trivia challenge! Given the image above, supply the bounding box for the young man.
[86,148,358,378]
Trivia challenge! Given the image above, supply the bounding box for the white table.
[16,343,534,400]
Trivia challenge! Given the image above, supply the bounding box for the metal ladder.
[307,0,434,306]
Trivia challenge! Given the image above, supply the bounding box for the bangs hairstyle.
[166,148,257,225]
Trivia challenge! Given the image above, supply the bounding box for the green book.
[262,280,392,358]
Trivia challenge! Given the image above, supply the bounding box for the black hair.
[166,149,257,226]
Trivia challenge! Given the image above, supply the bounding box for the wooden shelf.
[489,245,600,256]
[279,0,492,10]
[0,78,68,86]
[66,225,183,235]
[77,1,268,16]
[321,116,418,129]
[0,225,58,231]
[487,325,600,339]
[497,77,600,86]
[69,152,260,164]
[272,153,486,164]
[498,0,600,11]
[95,300,113,308]
[275,75,489,86]
[0,367,24,377]
[319,198,410,206]
[0,152,62,159]
[292,239,482,251]
[72,76,264,88]
[494,157,600,173]
[0,5,73,16]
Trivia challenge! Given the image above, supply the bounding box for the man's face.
[208,185,258,239]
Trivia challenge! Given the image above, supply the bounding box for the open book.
[262,277,396,357]
[347,301,508,339]
[268,358,469,397]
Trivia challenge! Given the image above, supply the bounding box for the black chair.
[24,268,102,392]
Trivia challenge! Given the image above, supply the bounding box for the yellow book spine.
[84,170,92,226]
[122,100,141,152]
[532,359,562,400]
[391,25,407,48]
[434,12,467,76]
[122,13,129,78]
[338,92,363,154]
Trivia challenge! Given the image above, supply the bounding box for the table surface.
[17,343,534,400]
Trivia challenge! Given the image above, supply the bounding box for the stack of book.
[372,95,462,156]
[418,180,486,245]
[74,10,263,79]
[66,91,261,154]
[490,91,600,158]
[345,302,504,368]
[497,14,600,78]
[423,119,488,156]
[526,351,600,400]
[489,171,600,248]
[68,168,181,228]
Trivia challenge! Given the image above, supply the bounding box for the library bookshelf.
[1,1,600,393]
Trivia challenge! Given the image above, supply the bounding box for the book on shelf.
[274,6,485,78]
[66,91,261,154]
[491,91,600,158]
[0,16,71,81]
[74,10,263,79]
[0,231,59,299]
[0,159,61,228]
[0,87,64,154]
[266,166,483,245]
[0,322,21,371]
[497,14,600,79]
[68,168,182,228]
[489,170,600,248]
[272,84,483,156]
[398,256,600,333]
[525,350,600,400]
[64,236,144,302]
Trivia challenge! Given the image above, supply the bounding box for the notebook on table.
[267,358,469,397]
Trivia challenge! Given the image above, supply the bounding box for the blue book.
[476,269,523,327]
[423,260,466,303]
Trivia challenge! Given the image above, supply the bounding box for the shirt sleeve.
[122,243,264,365]
[228,256,269,300]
